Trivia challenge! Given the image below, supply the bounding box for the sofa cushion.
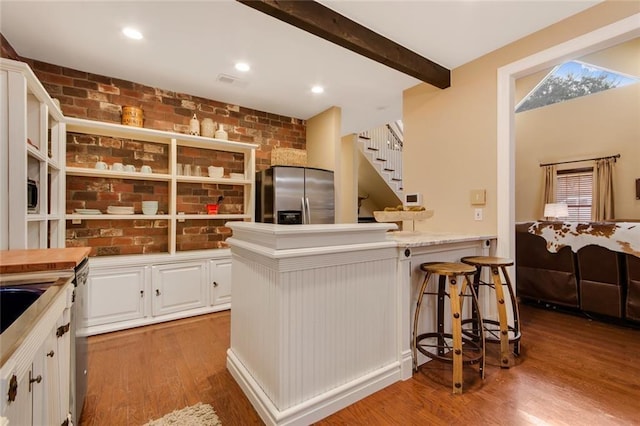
[626,254,640,322]
[580,280,623,317]
[516,265,579,308]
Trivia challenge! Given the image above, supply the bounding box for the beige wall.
[403,0,640,234]
[516,38,640,221]
[306,106,342,220]
[339,134,358,223]
[306,106,341,171]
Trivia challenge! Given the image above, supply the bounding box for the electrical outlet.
[474,208,483,221]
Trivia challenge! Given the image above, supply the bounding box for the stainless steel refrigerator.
[256,166,334,224]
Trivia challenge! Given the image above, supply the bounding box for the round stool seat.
[420,262,476,276]
[461,256,514,267]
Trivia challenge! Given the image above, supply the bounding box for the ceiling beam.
[237,0,451,89]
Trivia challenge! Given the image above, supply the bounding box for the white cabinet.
[33,317,70,426]
[85,252,232,335]
[1,280,73,426]
[2,366,32,425]
[1,58,65,250]
[152,261,208,316]
[11,317,71,426]
[85,266,147,329]
[210,258,231,307]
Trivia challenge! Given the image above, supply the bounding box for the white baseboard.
[227,349,402,426]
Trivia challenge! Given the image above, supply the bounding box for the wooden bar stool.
[461,256,521,368]
[412,262,485,394]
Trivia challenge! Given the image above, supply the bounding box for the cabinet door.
[2,367,33,426]
[87,266,146,327]
[152,261,207,317]
[55,309,72,424]
[32,321,62,426]
[210,259,232,307]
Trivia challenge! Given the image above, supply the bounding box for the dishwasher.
[70,257,90,426]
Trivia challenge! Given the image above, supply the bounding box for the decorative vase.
[189,114,200,136]
[215,123,228,140]
[201,118,215,138]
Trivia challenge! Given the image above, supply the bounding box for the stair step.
[391,178,402,181]
[383,168,394,172]
[359,135,371,140]
[367,147,379,151]
[376,157,387,162]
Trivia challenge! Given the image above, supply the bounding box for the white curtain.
[593,158,615,221]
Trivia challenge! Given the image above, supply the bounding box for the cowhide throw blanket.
[528,221,640,257]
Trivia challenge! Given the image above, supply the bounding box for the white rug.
[144,403,222,426]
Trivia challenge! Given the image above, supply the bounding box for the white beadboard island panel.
[226,223,399,426]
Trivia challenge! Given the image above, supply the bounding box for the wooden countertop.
[0,247,91,274]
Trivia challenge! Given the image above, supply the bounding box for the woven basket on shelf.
[271,147,307,167]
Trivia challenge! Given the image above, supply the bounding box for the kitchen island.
[226,223,495,426]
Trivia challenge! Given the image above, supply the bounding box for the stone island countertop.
[388,231,497,247]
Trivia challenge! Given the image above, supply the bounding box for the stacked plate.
[107,206,135,215]
[75,208,102,215]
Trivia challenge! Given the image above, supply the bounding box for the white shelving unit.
[65,117,258,255]
[1,58,66,250]
[65,117,257,334]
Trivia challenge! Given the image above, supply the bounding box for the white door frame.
[496,13,640,259]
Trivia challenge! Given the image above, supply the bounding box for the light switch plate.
[474,208,483,221]
[470,189,486,205]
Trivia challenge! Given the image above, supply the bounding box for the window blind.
[556,170,593,221]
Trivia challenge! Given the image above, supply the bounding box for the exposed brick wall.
[66,219,169,256]
[25,58,306,168]
[5,50,306,256]
[176,220,235,251]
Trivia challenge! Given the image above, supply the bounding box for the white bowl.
[229,172,244,180]
[142,207,158,215]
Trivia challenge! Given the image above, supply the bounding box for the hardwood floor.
[80,303,640,426]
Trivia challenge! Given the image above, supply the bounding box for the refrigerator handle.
[305,197,311,224]
[301,197,307,224]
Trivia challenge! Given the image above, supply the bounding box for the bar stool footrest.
[416,332,483,365]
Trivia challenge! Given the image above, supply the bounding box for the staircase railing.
[359,123,403,187]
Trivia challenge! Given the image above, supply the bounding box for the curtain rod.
[540,154,620,167]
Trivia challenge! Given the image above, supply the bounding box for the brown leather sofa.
[516,222,639,324]
[627,254,640,322]
[515,222,579,308]
[577,245,625,318]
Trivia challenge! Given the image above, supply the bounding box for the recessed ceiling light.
[311,85,324,94]
[122,27,143,40]
[235,62,250,72]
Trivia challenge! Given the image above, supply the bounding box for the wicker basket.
[271,147,307,167]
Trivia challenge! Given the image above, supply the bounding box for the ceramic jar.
[215,123,228,140]
[189,114,200,136]
[122,106,143,127]
[201,118,215,138]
